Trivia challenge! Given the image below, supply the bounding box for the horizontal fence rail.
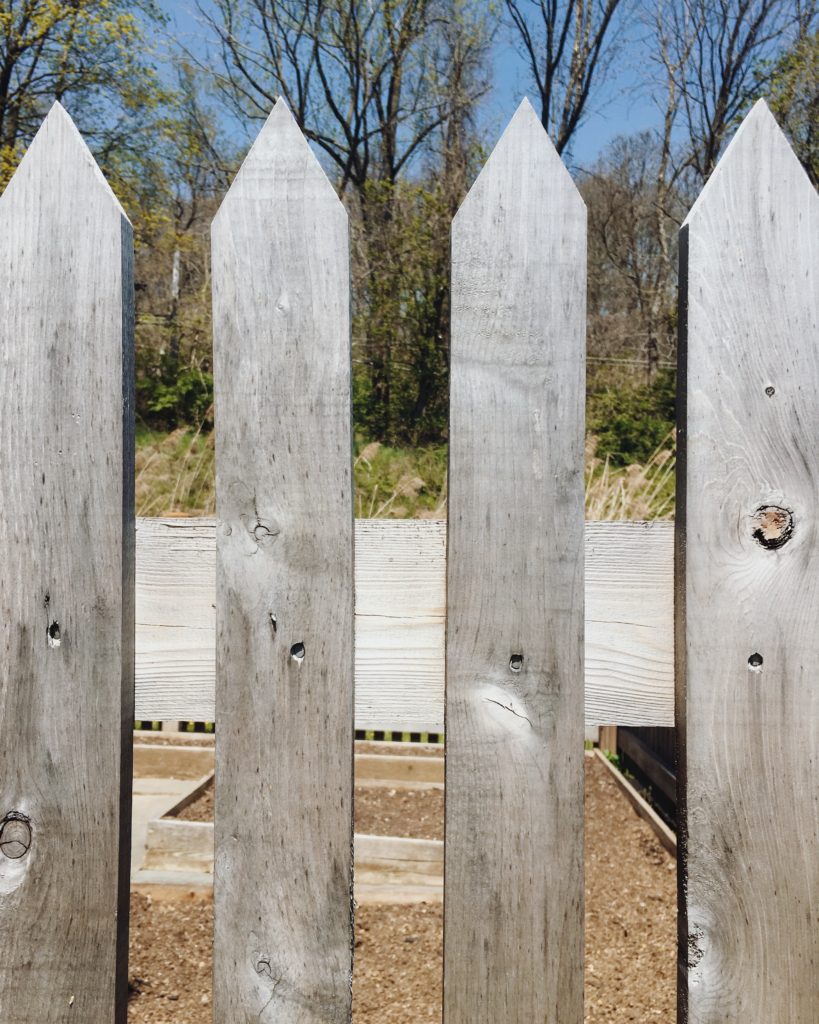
[135,516,674,729]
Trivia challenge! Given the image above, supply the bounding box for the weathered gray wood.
[0,104,134,1022]
[211,99,354,1022]
[445,99,585,1023]
[134,517,674,728]
[144,819,443,888]
[677,100,819,1023]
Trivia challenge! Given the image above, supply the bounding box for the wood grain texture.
[0,104,134,1023]
[676,100,819,1023]
[136,517,216,719]
[211,100,354,1023]
[134,517,673,728]
[444,100,585,1023]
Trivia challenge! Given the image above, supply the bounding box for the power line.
[588,356,676,369]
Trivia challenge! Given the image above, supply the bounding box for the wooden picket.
[211,99,354,1021]
[0,103,134,1023]
[445,99,585,1022]
[0,97,816,1024]
[676,99,818,1024]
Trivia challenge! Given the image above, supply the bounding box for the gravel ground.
[129,756,676,1023]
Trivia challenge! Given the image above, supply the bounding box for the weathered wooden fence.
[0,98,816,1023]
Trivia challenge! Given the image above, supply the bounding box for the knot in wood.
[253,521,278,542]
[0,812,32,859]
[255,956,273,979]
[241,512,280,548]
[751,505,793,549]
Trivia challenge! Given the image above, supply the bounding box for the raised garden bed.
[129,755,676,1023]
[139,741,446,891]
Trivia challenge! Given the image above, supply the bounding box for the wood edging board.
[143,817,443,881]
[616,728,677,803]
[134,746,443,790]
[593,749,676,856]
[129,872,443,906]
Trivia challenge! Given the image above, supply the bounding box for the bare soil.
[177,781,444,841]
[175,784,214,822]
[130,756,676,1023]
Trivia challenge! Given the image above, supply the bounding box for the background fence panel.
[677,100,819,1023]
[211,99,354,1022]
[0,104,134,1023]
[445,99,586,1023]
[133,517,673,729]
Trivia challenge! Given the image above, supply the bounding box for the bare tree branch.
[504,0,628,153]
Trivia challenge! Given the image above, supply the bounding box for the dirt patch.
[355,786,443,840]
[585,756,676,1021]
[130,756,676,1023]
[176,781,444,841]
[129,891,212,1023]
[176,784,214,822]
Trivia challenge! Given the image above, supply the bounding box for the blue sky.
[489,31,661,170]
[160,0,663,174]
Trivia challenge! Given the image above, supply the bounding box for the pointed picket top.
[678,100,818,1023]
[0,101,128,220]
[446,94,585,1024]
[214,96,343,219]
[456,97,583,223]
[211,91,353,1023]
[684,98,816,226]
[0,99,134,1024]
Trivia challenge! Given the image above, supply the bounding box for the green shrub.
[587,369,675,467]
[136,350,213,429]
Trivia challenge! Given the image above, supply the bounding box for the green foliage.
[137,351,214,429]
[765,31,819,187]
[135,424,678,521]
[0,1,171,197]
[135,429,449,519]
[587,369,676,467]
[352,179,453,447]
[135,426,215,516]
[585,434,675,521]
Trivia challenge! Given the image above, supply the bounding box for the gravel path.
[129,756,676,1022]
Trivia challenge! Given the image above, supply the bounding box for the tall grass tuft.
[134,429,675,521]
[584,432,675,520]
[354,441,447,519]
[136,425,215,517]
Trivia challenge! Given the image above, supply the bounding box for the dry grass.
[353,441,447,519]
[134,429,675,521]
[136,426,215,517]
[585,432,676,521]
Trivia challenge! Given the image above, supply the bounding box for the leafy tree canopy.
[0,0,171,214]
